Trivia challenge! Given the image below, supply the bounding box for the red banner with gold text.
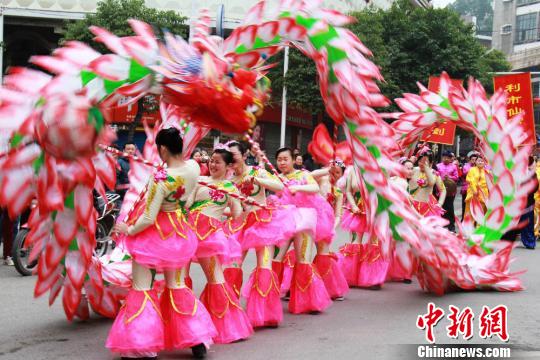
[493,72,536,146]
[420,76,462,145]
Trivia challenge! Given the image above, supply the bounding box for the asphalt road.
[1,228,539,360]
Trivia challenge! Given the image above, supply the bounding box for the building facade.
[492,0,540,70]
[492,0,540,138]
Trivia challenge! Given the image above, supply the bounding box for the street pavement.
[1,229,539,360]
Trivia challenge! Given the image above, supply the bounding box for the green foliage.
[477,49,512,93]
[61,0,187,53]
[268,48,326,114]
[449,0,494,36]
[268,0,509,113]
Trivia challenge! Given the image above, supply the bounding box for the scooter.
[12,192,120,276]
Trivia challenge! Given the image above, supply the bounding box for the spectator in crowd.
[245,143,259,166]
[252,124,264,151]
[192,148,210,176]
[521,156,538,249]
[116,142,137,200]
[0,134,13,266]
[464,156,488,220]
[534,159,540,237]
[1,209,14,265]
[302,153,317,171]
[436,151,459,232]
[201,149,209,161]
[460,153,478,220]
[453,157,463,178]
[294,155,304,170]
[293,148,301,158]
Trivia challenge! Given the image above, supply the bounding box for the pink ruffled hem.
[242,268,283,327]
[338,243,362,287]
[357,244,390,287]
[200,283,253,344]
[106,289,164,353]
[289,263,332,314]
[160,288,217,350]
[314,254,349,299]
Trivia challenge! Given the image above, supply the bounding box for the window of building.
[515,13,538,43]
[533,81,540,97]
[517,0,540,7]
[501,24,513,34]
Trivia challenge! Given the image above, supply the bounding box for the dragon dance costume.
[272,169,333,314]
[409,167,446,218]
[107,162,217,358]
[312,169,350,300]
[339,168,389,288]
[230,165,298,327]
[188,177,253,344]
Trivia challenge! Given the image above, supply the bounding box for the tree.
[62,0,188,52]
[449,0,494,36]
[62,0,188,141]
[268,0,510,114]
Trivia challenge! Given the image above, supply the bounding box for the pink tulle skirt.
[241,206,297,250]
[413,196,444,217]
[106,289,164,354]
[338,243,362,287]
[160,287,217,349]
[124,211,197,271]
[273,191,334,242]
[357,243,390,287]
[200,283,254,344]
[341,209,367,234]
[293,207,318,236]
[289,263,332,314]
[190,211,242,263]
[313,254,349,299]
[241,267,283,327]
[223,219,246,265]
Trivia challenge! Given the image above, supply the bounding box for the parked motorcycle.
[12,192,120,276]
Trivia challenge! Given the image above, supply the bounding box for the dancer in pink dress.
[409,149,446,217]
[339,166,389,289]
[409,149,448,292]
[227,141,298,328]
[311,161,350,300]
[272,147,332,314]
[338,166,366,287]
[109,128,216,359]
[187,146,254,344]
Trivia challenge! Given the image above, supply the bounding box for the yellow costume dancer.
[465,158,489,217]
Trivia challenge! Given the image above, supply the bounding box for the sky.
[431,0,454,8]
